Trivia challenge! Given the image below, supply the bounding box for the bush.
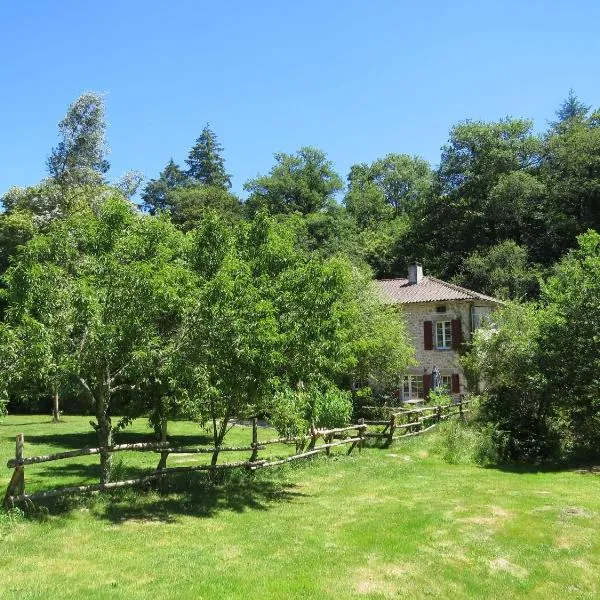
[431,419,508,466]
[313,388,352,428]
[268,388,309,439]
[268,385,353,438]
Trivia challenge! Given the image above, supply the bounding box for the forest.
[1,90,599,467]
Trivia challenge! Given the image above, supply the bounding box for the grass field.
[1,415,599,599]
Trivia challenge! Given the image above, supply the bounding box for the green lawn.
[1,415,599,599]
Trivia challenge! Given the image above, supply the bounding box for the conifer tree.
[185,124,231,189]
[141,159,187,214]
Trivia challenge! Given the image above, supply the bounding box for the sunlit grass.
[1,415,599,599]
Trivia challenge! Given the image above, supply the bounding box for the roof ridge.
[427,276,500,302]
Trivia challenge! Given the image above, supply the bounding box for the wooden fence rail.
[3,401,468,507]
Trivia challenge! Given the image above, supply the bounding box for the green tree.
[244,147,343,216]
[454,240,540,300]
[346,154,432,218]
[1,194,194,481]
[543,98,600,245]
[47,92,110,188]
[414,118,544,277]
[141,159,188,215]
[466,230,600,461]
[186,125,231,189]
[165,184,242,231]
[551,89,590,132]
[463,302,552,461]
[539,230,600,456]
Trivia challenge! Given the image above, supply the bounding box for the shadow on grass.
[490,459,600,475]
[11,429,215,452]
[24,468,306,525]
[101,472,305,524]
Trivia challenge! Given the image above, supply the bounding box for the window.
[436,305,447,313]
[440,375,452,390]
[436,320,452,349]
[402,375,423,401]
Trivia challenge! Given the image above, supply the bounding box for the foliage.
[244,147,343,215]
[1,193,196,480]
[466,231,600,460]
[538,230,600,457]
[463,302,556,461]
[47,92,110,188]
[454,240,540,299]
[346,153,432,218]
[165,184,242,230]
[185,124,232,189]
[312,387,353,428]
[141,159,188,215]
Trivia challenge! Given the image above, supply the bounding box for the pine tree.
[185,125,231,189]
[141,159,187,214]
[551,90,590,131]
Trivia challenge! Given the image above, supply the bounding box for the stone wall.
[400,300,478,396]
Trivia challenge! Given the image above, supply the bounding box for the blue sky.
[1,0,599,198]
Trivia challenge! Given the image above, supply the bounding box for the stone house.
[377,263,500,402]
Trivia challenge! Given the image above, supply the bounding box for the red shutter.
[451,319,462,349]
[424,321,433,350]
[451,373,460,394]
[423,373,432,399]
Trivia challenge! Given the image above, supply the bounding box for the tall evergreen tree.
[185,125,231,189]
[551,89,590,131]
[141,159,188,214]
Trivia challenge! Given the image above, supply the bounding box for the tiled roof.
[377,276,500,305]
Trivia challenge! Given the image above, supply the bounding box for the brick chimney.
[408,262,423,285]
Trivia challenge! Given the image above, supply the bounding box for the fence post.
[325,433,331,456]
[250,418,259,462]
[459,399,463,419]
[359,418,365,453]
[4,434,25,507]
[308,422,317,451]
[15,434,24,496]
[437,405,442,423]
[388,413,396,444]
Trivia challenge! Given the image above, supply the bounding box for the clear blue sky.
[1,0,599,198]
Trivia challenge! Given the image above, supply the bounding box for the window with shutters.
[440,375,452,390]
[402,375,423,400]
[436,320,452,349]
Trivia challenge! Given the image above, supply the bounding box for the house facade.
[377,263,500,402]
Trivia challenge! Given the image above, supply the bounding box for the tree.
[538,230,600,456]
[413,118,544,277]
[464,302,553,461]
[466,230,600,461]
[244,147,343,216]
[1,193,194,481]
[47,92,110,188]
[141,159,188,215]
[454,240,540,300]
[165,184,242,230]
[551,90,590,132]
[346,154,432,218]
[185,125,231,189]
[543,99,600,244]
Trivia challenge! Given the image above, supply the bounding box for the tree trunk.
[156,417,169,471]
[210,411,230,474]
[96,401,112,485]
[52,388,60,423]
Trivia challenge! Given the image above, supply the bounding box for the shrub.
[313,388,352,429]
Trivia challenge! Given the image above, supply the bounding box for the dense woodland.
[1,91,599,468]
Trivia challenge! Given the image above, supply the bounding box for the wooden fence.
[3,400,469,507]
